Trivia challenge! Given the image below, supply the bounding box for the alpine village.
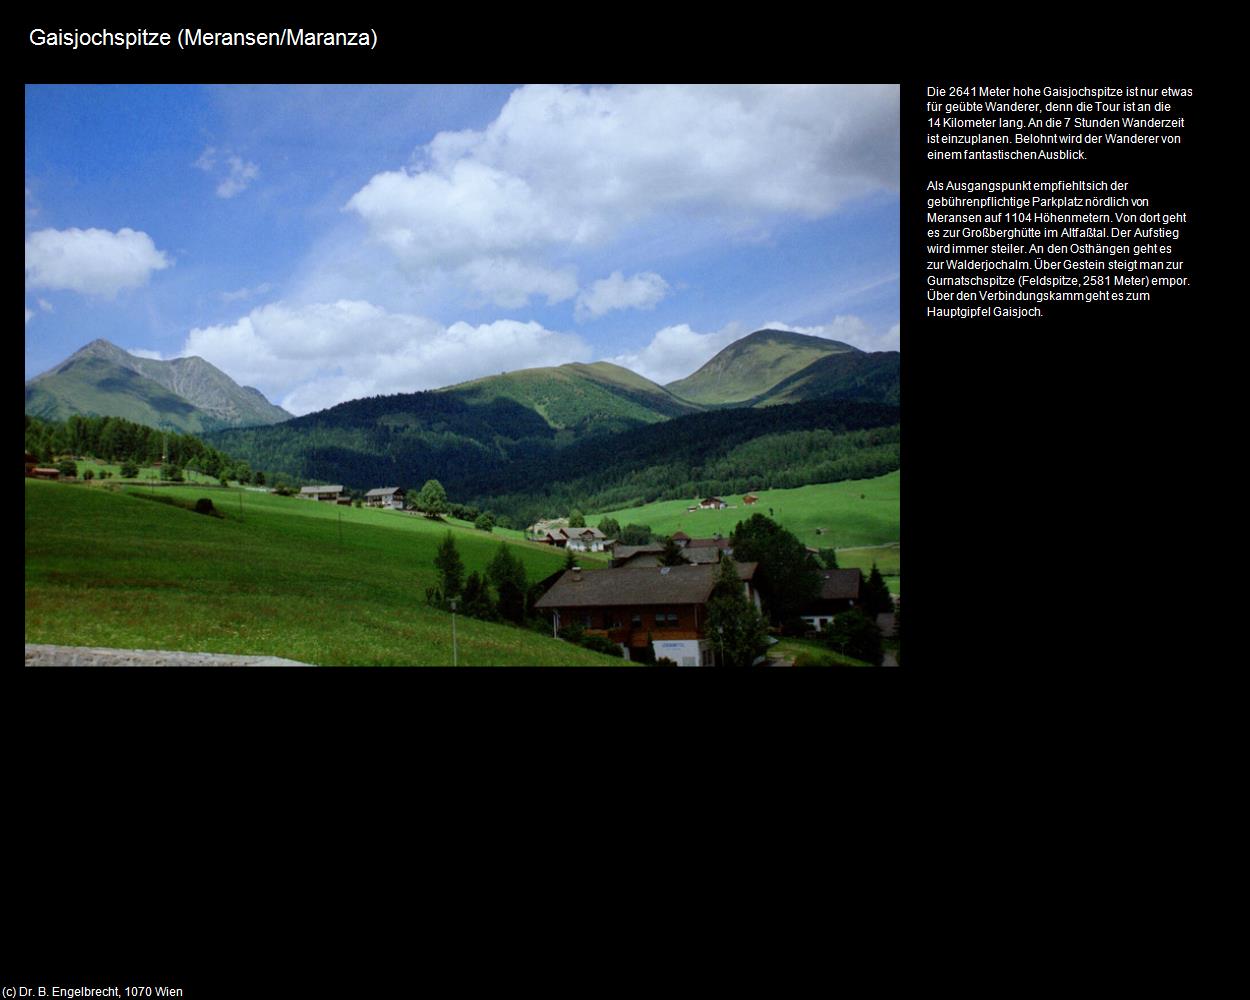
[25,329,900,666]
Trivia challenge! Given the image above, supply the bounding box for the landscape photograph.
[24,83,901,667]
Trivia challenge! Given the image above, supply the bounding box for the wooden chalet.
[742,493,759,505]
[562,526,612,552]
[534,561,761,666]
[535,526,613,551]
[298,485,344,502]
[800,568,864,632]
[698,496,727,509]
[364,487,405,509]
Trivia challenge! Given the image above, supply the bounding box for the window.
[631,614,641,628]
[667,612,679,624]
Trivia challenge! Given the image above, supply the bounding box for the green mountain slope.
[751,350,900,407]
[25,339,290,433]
[666,329,860,405]
[441,361,700,435]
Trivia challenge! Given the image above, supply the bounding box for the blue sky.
[25,84,899,415]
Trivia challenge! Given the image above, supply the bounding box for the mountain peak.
[27,338,290,431]
[665,328,860,405]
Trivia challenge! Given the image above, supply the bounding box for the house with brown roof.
[534,561,761,666]
[800,568,864,632]
[698,496,727,509]
[742,493,759,505]
[612,537,730,568]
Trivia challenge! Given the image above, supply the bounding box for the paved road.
[25,644,308,666]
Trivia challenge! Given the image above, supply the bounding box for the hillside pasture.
[24,479,620,666]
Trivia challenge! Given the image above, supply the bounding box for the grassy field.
[767,637,873,667]
[592,472,900,592]
[24,479,621,666]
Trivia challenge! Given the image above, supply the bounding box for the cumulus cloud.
[182,300,591,415]
[575,271,669,321]
[25,227,172,297]
[346,84,898,304]
[195,146,260,198]
[458,258,578,308]
[609,322,745,386]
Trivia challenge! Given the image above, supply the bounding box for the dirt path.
[25,644,309,666]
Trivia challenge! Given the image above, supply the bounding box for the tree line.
[25,413,263,484]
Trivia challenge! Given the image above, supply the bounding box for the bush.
[579,634,623,658]
[119,461,139,479]
[194,498,215,515]
[82,469,94,481]
[474,512,494,532]
[822,609,883,666]
[57,459,78,478]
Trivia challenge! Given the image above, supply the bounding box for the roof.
[535,562,757,610]
[300,484,343,493]
[818,569,863,601]
[563,526,605,538]
[365,487,403,497]
[671,531,690,541]
[700,497,725,504]
[684,537,731,550]
[612,544,664,561]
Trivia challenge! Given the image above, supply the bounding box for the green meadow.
[592,471,901,593]
[24,479,619,666]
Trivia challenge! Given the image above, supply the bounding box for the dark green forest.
[206,394,900,525]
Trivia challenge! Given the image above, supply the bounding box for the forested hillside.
[208,395,899,526]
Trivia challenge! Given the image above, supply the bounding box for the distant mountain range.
[200,328,900,523]
[27,329,900,521]
[24,339,291,433]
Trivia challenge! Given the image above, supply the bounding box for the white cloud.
[217,156,260,198]
[762,316,900,352]
[220,283,273,303]
[609,322,744,386]
[458,258,577,308]
[194,147,218,171]
[25,306,34,324]
[126,348,166,360]
[346,84,898,303]
[25,227,172,297]
[182,300,591,415]
[575,271,669,321]
[196,146,260,198]
[37,298,53,312]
